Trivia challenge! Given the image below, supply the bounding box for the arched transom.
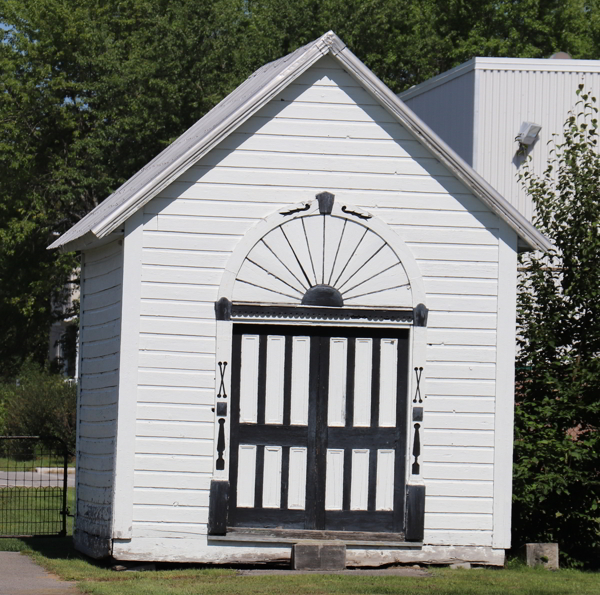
[232,198,412,308]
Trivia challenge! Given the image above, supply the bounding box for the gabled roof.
[49,31,551,253]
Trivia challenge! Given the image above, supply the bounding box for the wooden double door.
[228,324,410,534]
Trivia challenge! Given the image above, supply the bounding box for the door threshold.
[208,528,422,548]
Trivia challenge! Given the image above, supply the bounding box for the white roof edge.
[400,56,600,101]
[399,59,476,101]
[334,46,551,253]
[50,31,550,254]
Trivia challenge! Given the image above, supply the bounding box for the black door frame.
[227,323,410,534]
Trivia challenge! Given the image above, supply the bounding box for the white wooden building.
[49,32,550,567]
[400,57,600,222]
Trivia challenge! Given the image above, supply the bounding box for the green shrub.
[515,87,600,569]
[0,361,76,451]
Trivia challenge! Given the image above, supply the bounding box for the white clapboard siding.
[426,496,493,514]
[124,55,506,544]
[133,488,210,507]
[137,386,214,406]
[77,240,123,542]
[136,437,214,457]
[424,429,495,448]
[134,471,212,491]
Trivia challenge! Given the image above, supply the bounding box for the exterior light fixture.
[516,122,542,146]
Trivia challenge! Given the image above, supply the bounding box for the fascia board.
[398,59,476,100]
[58,231,124,254]
[334,46,552,253]
[472,57,600,73]
[399,57,600,100]
[89,39,332,240]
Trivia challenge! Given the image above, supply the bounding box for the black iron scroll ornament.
[217,361,227,398]
[412,423,421,475]
[341,205,372,220]
[413,367,423,403]
[281,203,311,216]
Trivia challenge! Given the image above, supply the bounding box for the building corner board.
[111,209,144,540]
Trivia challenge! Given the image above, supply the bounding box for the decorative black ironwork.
[216,418,226,471]
[301,285,343,307]
[413,303,429,327]
[281,203,311,216]
[316,191,335,214]
[231,304,414,323]
[341,205,372,220]
[215,297,232,321]
[412,406,423,422]
[413,367,423,403]
[412,423,421,475]
[216,402,227,417]
[217,361,228,399]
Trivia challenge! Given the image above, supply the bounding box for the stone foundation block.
[292,543,346,570]
[521,543,559,570]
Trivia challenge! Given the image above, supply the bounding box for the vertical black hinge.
[208,480,230,535]
[411,423,421,475]
[216,418,226,471]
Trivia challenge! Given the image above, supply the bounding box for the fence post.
[61,441,68,537]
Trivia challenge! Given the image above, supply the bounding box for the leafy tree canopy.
[2,0,600,377]
[513,87,600,568]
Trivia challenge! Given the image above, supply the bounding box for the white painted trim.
[90,45,330,240]
[56,231,124,254]
[332,44,551,253]
[218,200,427,308]
[213,319,233,479]
[399,59,476,101]
[492,220,518,549]
[399,58,600,103]
[111,212,143,540]
[472,57,600,72]
[51,32,550,254]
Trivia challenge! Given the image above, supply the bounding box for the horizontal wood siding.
[77,240,123,542]
[130,55,500,548]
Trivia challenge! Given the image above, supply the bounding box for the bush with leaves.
[513,86,600,568]
[0,360,77,451]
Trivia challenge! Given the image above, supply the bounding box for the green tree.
[4,0,600,379]
[0,360,77,450]
[0,0,258,376]
[513,86,600,568]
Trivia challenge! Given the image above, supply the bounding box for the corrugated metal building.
[400,58,600,222]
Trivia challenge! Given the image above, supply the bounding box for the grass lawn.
[0,537,598,595]
[0,487,75,536]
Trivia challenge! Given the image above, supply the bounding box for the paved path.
[0,552,79,594]
[0,471,75,489]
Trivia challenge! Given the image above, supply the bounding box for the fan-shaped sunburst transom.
[233,202,411,308]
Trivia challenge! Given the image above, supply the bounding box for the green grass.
[0,487,75,536]
[0,537,598,595]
